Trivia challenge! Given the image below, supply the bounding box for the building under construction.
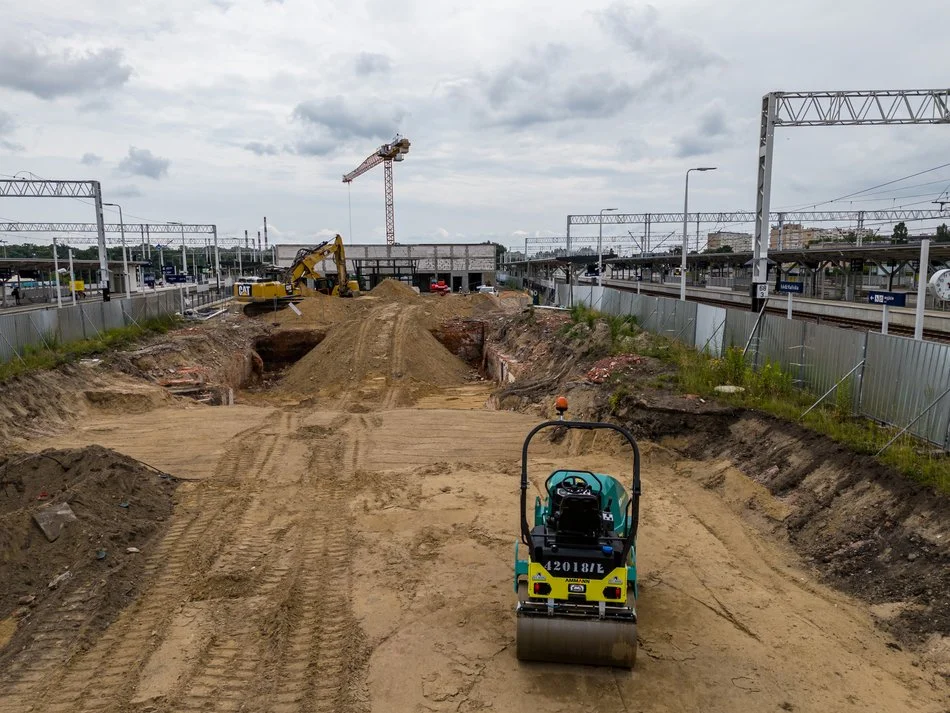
[273,242,498,292]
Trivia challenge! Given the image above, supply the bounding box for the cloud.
[77,98,112,113]
[0,110,14,134]
[80,152,102,165]
[118,146,170,179]
[455,45,637,129]
[0,43,132,99]
[596,2,722,86]
[697,104,728,137]
[354,52,392,75]
[109,185,142,198]
[0,110,23,151]
[673,102,730,157]
[292,96,405,141]
[243,141,278,156]
[289,137,336,156]
[483,44,566,108]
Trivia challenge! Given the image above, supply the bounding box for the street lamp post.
[681,167,717,301]
[104,203,131,298]
[598,208,618,286]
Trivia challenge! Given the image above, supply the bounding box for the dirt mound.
[83,385,176,413]
[0,367,179,453]
[470,292,504,317]
[277,304,471,399]
[414,293,511,329]
[111,319,264,389]
[0,446,177,663]
[270,292,358,327]
[370,279,419,302]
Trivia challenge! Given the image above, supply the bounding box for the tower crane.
[342,135,410,246]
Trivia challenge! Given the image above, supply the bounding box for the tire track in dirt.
[160,411,303,713]
[338,312,383,411]
[5,423,276,713]
[0,582,97,713]
[255,413,369,713]
[384,307,413,410]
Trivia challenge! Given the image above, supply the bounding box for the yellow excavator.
[234,235,360,316]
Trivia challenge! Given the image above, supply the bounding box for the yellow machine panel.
[234,281,296,303]
[526,562,628,603]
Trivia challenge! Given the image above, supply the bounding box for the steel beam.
[383,158,395,246]
[752,93,777,310]
[0,179,98,198]
[0,222,215,233]
[772,89,950,126]
[567,208,947,226]
[93,184,109,295]
[747,89,950,311]
[0,179,110,292]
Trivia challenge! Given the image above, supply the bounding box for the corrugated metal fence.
[558,284,950,450]
[0,287,229,365]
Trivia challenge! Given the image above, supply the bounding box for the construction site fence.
[0,285,232,365]
[557,283,950,451]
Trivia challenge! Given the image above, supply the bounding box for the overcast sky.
[1,0,949,250]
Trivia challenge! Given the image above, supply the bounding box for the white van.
[476,285,498,296]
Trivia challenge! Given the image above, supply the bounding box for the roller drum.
[516,614,637,668]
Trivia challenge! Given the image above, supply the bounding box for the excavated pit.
[431,318,487,373]
[254,330,325,373]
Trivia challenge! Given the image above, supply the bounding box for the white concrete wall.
[275,243,496,274]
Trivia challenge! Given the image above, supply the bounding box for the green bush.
[719,346,748,386]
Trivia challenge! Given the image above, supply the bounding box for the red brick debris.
[585,355,643,384]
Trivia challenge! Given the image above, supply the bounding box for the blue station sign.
[867,291,907,307]
[777,281,804,294]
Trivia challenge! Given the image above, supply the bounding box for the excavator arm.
[285,235,353,297]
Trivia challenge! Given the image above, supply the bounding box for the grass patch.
[608,384,631,414]
[577,306,950,494]
[0,315,180,383]
[566,303,641,353]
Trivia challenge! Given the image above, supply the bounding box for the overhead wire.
[775,161,950,211]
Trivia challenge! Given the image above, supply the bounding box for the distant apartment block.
[706,231,752,252]
[769,224,875,249]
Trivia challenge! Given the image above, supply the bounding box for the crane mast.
[342,135,410,246]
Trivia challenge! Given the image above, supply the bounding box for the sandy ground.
[1,301,947,712]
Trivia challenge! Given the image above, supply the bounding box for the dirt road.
[0,298,946,713]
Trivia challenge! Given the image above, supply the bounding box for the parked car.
[476,285,498,296]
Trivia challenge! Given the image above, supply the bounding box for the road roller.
[514,397,641,668]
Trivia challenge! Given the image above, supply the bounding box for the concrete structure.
[707,231,752,252]
[275,242,498,292]
[770,223,815,249]
[770,224,877,250]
